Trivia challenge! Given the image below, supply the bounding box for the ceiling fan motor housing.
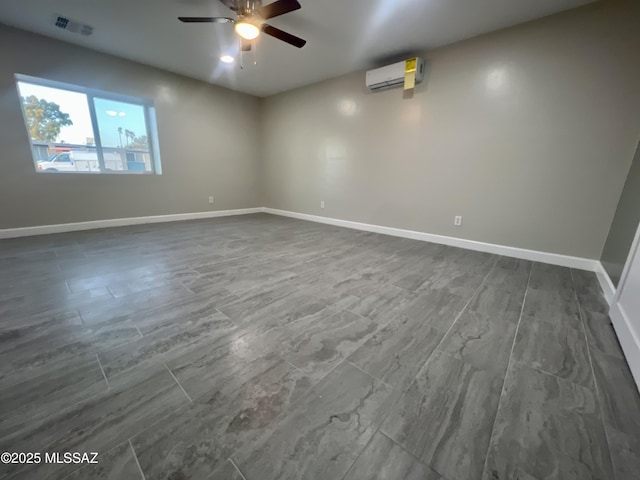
[236,0,262,17]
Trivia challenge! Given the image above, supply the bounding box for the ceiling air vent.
[53,15,94,36]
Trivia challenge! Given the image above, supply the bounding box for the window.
[15,74,161,174]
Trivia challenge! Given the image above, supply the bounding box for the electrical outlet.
[208,196,214,204]
[454,216,462,226]
[320,200,325,209]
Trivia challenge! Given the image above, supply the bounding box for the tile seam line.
[479,260,533,478]
[227,311,396,472]
[228,458,248,480]
[57,439,128,479]
[0,313,135,368]
[129,439,147,480]
[179,280,196,296]
[378,429,454,480]
[277,354,308,376]
[6,356,201,465]
[346,360,394,391]
[339,422,381,480]
[126,390,205,449]
[88,334,146,368]
[345,256,501,480]
[570,268,618,480]
[140,331,353,456]
[46,366,204,456]
[0,368,129,457]
[130,333,331,445]
[76,308,86,328]
[164,363,193,403]
[96,353,111,390]
[89,303,238,369]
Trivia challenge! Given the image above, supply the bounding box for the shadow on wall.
[601,139,640,286]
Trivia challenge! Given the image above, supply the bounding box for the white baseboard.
[263,208,599,272]
[609,302,640,390]
[0,208,263,239]
[595,262,617,306]
[0,206,602,275]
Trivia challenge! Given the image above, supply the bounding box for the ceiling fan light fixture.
[178,0,306,48]
[235,21,260,40]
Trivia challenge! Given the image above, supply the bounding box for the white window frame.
[15,73,162,175]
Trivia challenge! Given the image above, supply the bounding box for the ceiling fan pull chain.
[253,39,258,65]
[240,37,245,70]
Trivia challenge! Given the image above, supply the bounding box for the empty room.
[1,0,640,479]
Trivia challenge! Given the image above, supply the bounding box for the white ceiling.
[1,0,595,97]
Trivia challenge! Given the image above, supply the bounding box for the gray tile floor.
[0,213,638,480]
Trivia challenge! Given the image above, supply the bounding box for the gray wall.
[602,141,640,286]
[0,24,262,229]
[261,0,640,259]
[3,2,640,262]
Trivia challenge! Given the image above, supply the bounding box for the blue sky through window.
[17,81,148,149]
[94,98,148,148]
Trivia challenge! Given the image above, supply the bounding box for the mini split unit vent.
[366,58,426,92]
[53,15,94,36]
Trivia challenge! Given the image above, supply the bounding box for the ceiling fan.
[179,0,306,49]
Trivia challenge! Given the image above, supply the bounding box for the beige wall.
[0,24,262,229]
[261,0,640,259]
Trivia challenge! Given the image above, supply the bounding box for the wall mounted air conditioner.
[366,58,426,92]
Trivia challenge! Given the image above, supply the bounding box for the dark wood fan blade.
[259,0,301,19]
[242,39,253,51]
[262,24,306,48]
[178,17,235,23]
